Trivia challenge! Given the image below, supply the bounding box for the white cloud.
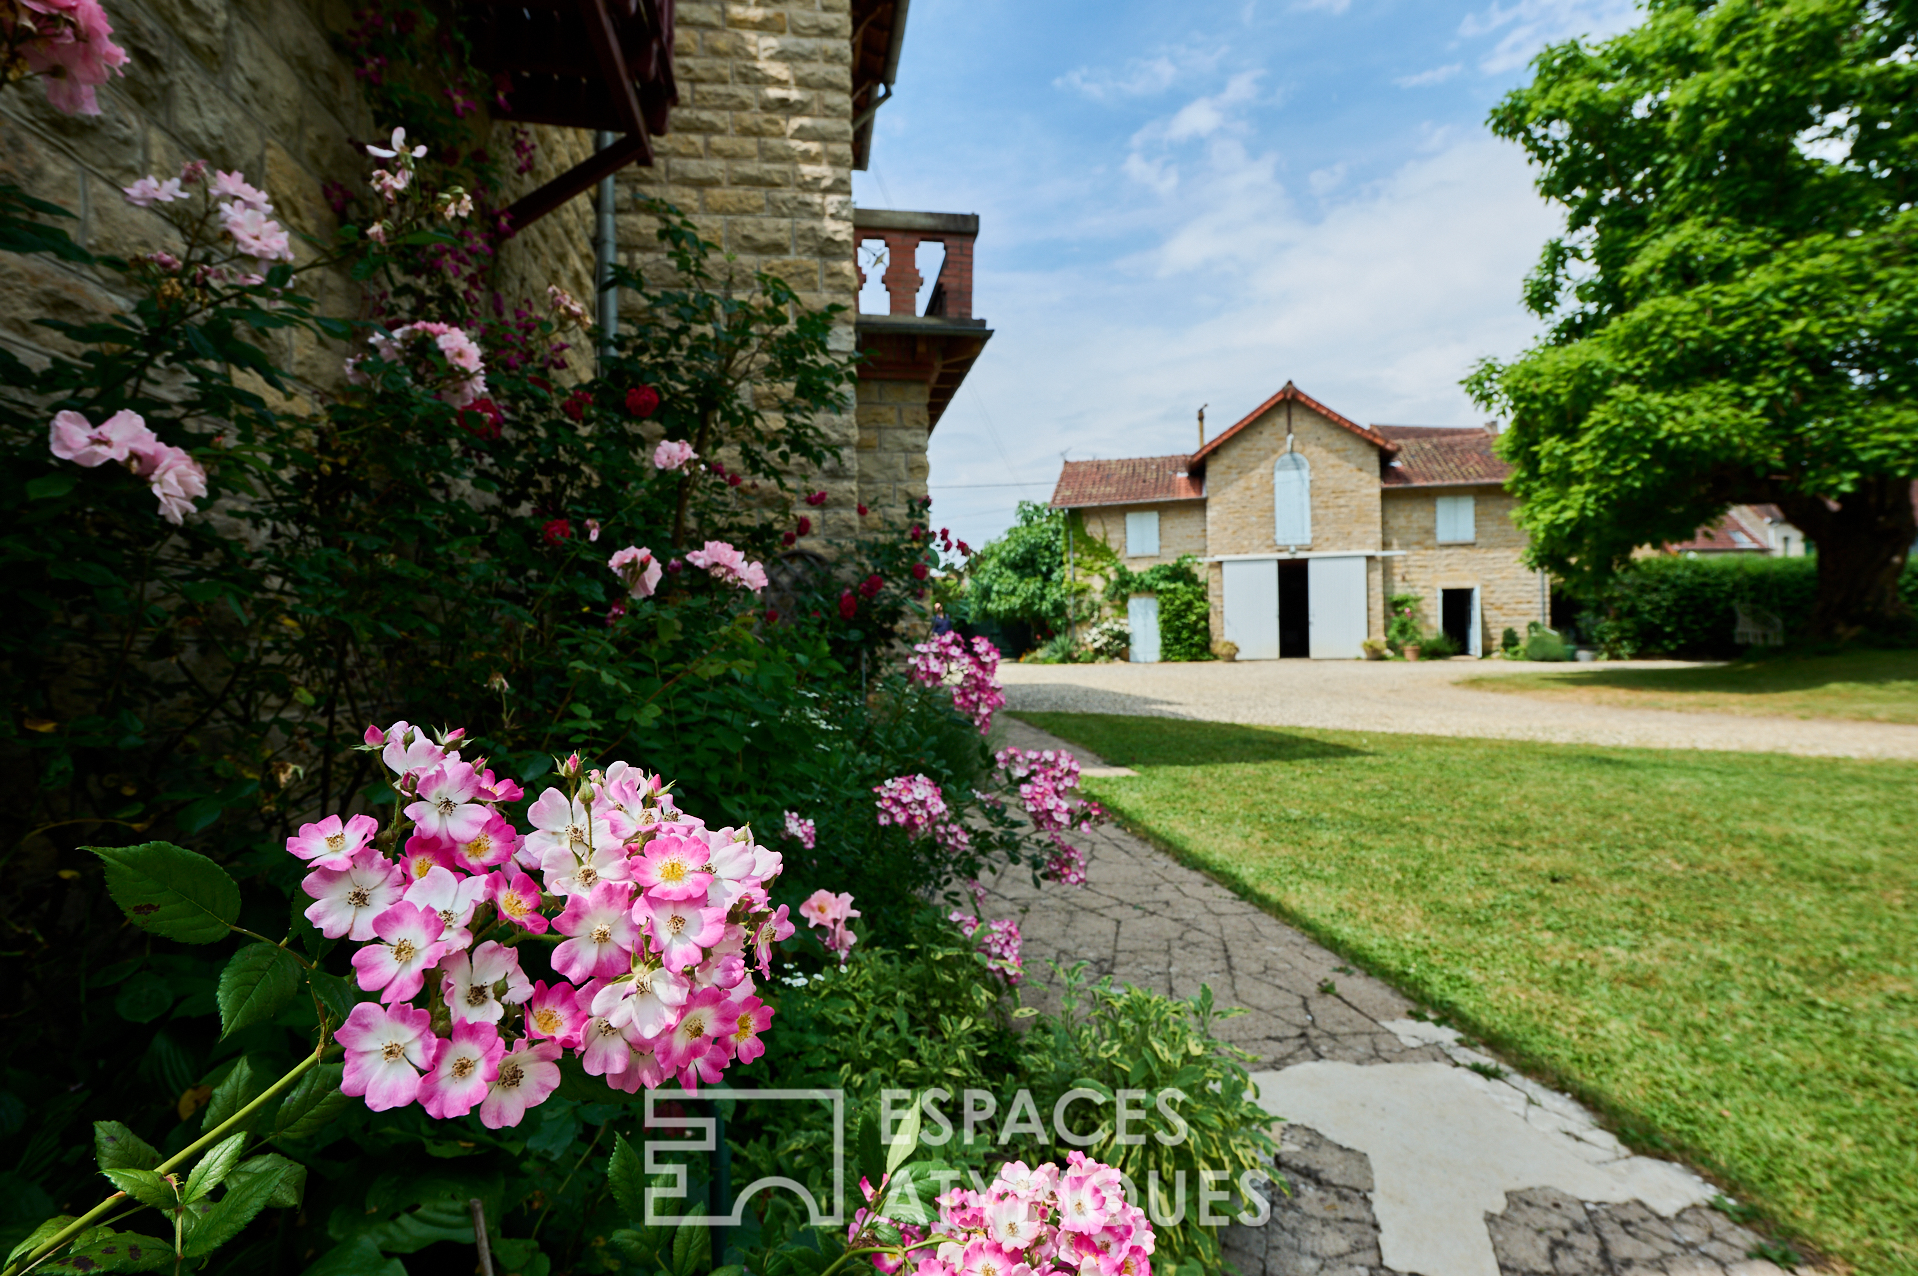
[1054,46,1226,102]
[1396,63,1463,88]
[1459,0,1639,74]
[1291,0,1352,12]
[1308,162,1348,196]
[925,135,1562,549]
[1119,71,1266,193]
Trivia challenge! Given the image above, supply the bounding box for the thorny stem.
[817,1236,955,1276]
[1,1043,330,1276]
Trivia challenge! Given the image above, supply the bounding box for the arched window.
[1274,451,1311,546]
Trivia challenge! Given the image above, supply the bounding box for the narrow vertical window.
[1435,494,1476,543]
[1125,510,1160,557]
[1274,453,1311,546]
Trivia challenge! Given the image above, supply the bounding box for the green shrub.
[1586,555,1918,658]
[1524,621,1570,661]
[1386,593,1423,654]
[1417,631,1461,659]
[1106,556,1214,662]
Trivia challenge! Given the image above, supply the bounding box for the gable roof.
[1379,427,1511,488]
[1192,381,1396,462]
[1665,508,1770,554]
[1050,455,1204,509]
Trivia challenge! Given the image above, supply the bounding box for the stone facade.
[1382,486,1547,653]
[0,0,595,396]
[1056,386,1536,657]
[1076,500,1207,571]
[610,0,869,545]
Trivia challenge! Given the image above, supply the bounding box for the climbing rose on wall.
[3,0,129,115]
[48,409,208,525]
[653,438,698,471]
[626,385,660,418]
[608,545,664,599]
[686,540,768,592]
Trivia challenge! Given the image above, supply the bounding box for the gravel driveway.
[998,658,1918,759]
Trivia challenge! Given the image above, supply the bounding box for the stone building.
[0,0,984,537]
[1050,381,1550,660]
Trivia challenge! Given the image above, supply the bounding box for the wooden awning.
[468,0,678,230]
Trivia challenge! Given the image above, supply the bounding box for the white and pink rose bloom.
[347,321,488,409]
[7,0,129,116]
[608,545,663,599]
[298,721,794,1125]
[48,408,208,525]
[685,540,768,593]
[909,633,1006,735]
[652,438,698,471]
[799,888,858,962]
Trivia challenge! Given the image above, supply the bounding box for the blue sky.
[850,0,1641,551]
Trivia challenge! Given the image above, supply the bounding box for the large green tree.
[961,501,1077,636]
[1467,0,1918,639]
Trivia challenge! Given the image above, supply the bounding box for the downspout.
[594,130,619,371]
[850,0,910,135]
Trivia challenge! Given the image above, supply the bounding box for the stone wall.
[1078,500,1207,570]
[1204,403,1383,557]
[0,0,595,396]
[1382,486,1544,650]
[855,377,930,520]
[611,0,864,545]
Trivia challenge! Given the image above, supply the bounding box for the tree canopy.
[960,501,1075,636]
[1467,0,1918,638]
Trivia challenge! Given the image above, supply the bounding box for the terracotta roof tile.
[1051,455,1203,508]
[1665,509,1770,553]
[1193,381,1395,460]
[1380,429,1510,488]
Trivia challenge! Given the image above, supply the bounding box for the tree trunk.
[1775,476,1916,640]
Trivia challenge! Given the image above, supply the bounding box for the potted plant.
[1403,642,1422,661]
[1361,637,1387,660]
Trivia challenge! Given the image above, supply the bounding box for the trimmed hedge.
[1589,556,1918,657]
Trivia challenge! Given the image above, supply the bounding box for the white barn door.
[1307,555,1368,659]
[1222,559,1279,660]
[1127,595,1161,663]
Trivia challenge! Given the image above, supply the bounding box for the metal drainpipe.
[594,130,619,371]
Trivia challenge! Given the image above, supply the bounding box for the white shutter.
[1124,510,1160,557]
[1274,453,1312,546]
[1436,495,1475,544]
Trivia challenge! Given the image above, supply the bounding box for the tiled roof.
[1666,509,1769,553]
[1051,455,1204,508]
[1193,381,1395,460]
[1379,428,1510,488]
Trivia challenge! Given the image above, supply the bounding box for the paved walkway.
[997,659,1918,759]
[984,718,1790,1276]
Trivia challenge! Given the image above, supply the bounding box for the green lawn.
[1017,712,1918,1275]
[1462,649,1918,724]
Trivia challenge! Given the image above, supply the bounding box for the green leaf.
[182,1153,286,1256]
[670,1219,706,1276]
[274,1064,348,1140]
[217,943,303,1038]
[88,842,240,944]
[7,1216,77,1267]
[884,1095,921,1175]
[608,1133,646,1223]
[307,970,356,1027]
[202,1057,267,1135]
[43,1229,172,1273]
[113,973,175,1024]
[102,1169,177,1211]
[25,473,76,501]
[94,1121,160,1171]
[183,1131,249,1203]
[300,1235,407,1276]
[228,1153,305,1209]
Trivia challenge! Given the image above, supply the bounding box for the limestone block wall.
[1382,486,1544,649]
[855,378,930,520]
[612,0,863,546]
[1078,501,1207,569]
[1204,404,1383,557]
[0,0,595,393]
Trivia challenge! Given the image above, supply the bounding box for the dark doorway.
[1278,560,1310,658]
[1441,588,1475,655]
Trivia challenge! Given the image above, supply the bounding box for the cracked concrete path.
[997,658,1918,760]
[983,718,1789,1276]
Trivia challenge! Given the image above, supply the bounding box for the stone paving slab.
[984,718,1788,1276]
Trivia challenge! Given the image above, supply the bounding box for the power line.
[928,480,1054,488]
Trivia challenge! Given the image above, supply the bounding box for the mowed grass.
[1462,648,1918,724]
[1017,712,1918,1274]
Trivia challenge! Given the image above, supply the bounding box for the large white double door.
[1221,555,1368,659]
